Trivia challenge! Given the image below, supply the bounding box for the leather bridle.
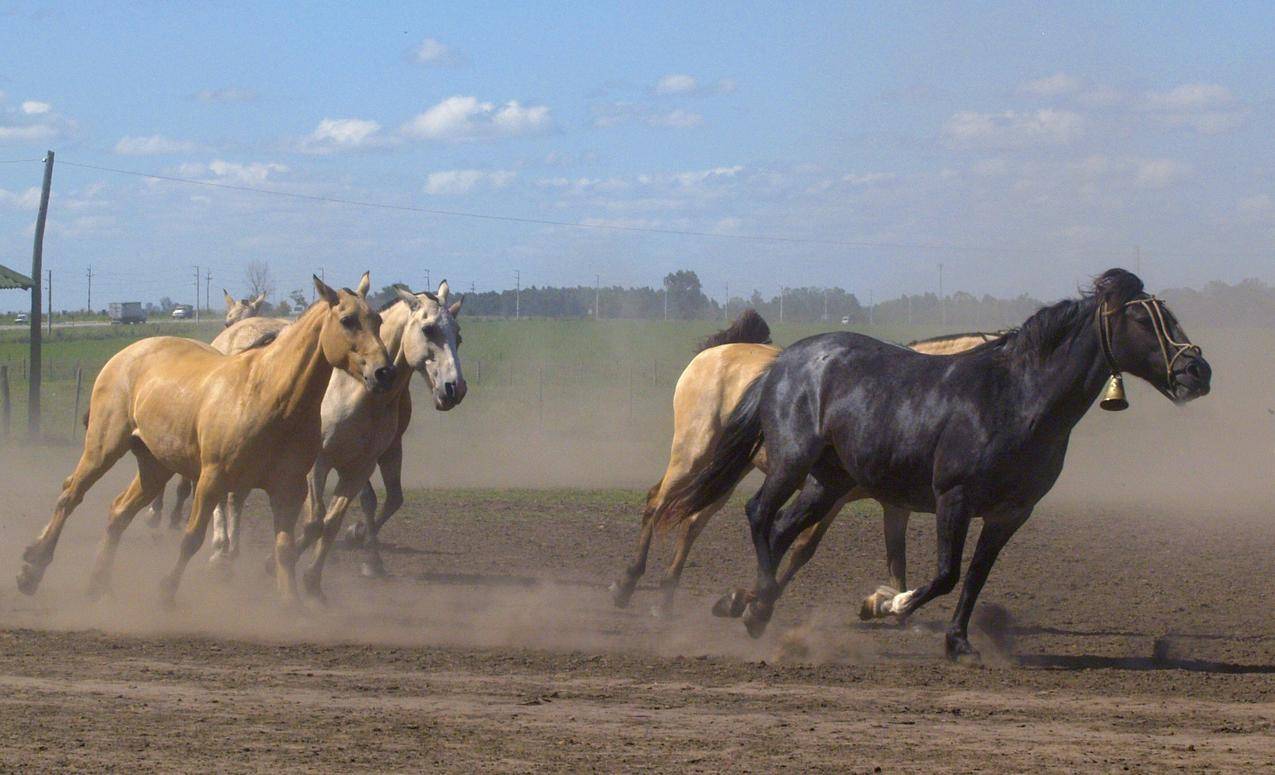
[1097,294,1201,388]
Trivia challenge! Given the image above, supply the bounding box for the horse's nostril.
[444,382,456,398]
[375,366,395,385]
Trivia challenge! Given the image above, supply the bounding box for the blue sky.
[2,1,1274,311]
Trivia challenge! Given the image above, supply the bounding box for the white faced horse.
[222,290,268,327]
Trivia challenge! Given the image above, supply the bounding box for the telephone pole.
[870,289,875,325]
[205,269,212,314]
[28,150,53,437]
[514,270,521,320]
[46,269,52,335]
[86,265,93,312]
[938,263,946,326]
[193,265,201,323]
[663,278,669,321]
[594,274,600,321]
[779,287,785,323]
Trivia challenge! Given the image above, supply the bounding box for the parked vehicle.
[171,306,191,319]
[13,312,28,325]
[108,302,147,325]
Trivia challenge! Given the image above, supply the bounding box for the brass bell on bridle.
[1100,373,1129,411]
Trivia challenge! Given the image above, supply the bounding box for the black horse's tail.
[657,370,769,533]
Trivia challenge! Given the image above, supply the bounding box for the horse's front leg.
[302,471,366,602]
[944,507,1030,661]
[883,488,973,628]
[267,480,307,608]
[860,504,913,621]
[361,438,403,579]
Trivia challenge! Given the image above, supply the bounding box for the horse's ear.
[448,294,463,317]
[251,292,267,308]
[356,271,371,298]
[1094,268,1144,307]
[223,289,235,308]
[395,286,423,310]
[313,275,340,305]
[437,279,450,305]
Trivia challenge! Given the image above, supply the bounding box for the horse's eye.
[341,315,358,329]
[422,323,436,336]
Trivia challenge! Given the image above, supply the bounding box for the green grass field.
[0,316,940,446]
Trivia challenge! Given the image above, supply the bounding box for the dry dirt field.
[2,485,1275,773]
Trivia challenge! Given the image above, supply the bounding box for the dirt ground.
[1,483,1274,774]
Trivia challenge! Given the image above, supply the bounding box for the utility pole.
[86,265,93,312]
[193,265,201,323]
[470,280,476,295]
[907,294,913,326]
[663,279,669,321]
[869,289,875,325]
[594,274,600,321]
[724,282,729,321]
[46,269,52,335]
[515,270,521,320]
[823,288,829,322]
[205,269,212,314]
[938,263,946,326]
[779,287,785,323]
[425,268,431,290]
[28,150,53,437]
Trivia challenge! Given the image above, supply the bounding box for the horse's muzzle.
[1171,356,1211,403]
[371,365,396,393]
[435,378,467,410]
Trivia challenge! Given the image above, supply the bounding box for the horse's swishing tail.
[696,308,772,352]
[657,369,769,533]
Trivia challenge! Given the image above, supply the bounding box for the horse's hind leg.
[87,444,173,598]
[742,456,852,638]
[608,478,663,608]
[145,486,166,530]
[362,438,403,579]
[860,504,913,621]
[650,495,728,617]
[18,420,131,595]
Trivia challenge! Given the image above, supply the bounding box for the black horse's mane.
[1001,268,1145,361]
[697,309,772,352]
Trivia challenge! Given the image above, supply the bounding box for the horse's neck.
[375,302,415,396]
[252,304,333,422]
[1017,318,1109,435]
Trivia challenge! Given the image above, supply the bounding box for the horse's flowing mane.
[697,309,772,352]
[1003,268,1145,360]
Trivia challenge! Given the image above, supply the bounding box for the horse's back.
[212,317,290,355]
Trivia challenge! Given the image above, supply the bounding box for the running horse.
[609,309,1003,616]
[658,269,1211,659]
[16,273,394,607]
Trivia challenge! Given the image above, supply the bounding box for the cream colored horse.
[609,321,1003,616]
[17,273,394,607]
[223,290,268,327]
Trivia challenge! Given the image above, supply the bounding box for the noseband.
[1097,294,1201,396]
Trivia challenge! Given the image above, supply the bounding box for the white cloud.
[1237,194,1275,217]
[195,87,257,103]
[401,96,552,141]
[424,169,516,196]
[20,100,51,115]
[1141,82,1245,135]
[843,171,897,186]
[655,74,698,95]
[0,123,56,142]
[413,37,464,66]
[297,117,385,154]
[646,109,703,128]
[1020,73,1081,98]
[0,186,41,209]
[114,134,200,155]
[943,108,1084,149]
[1133,158,1190,189]
[176,160,287,185]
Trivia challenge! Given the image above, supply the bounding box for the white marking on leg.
[885,589,916,615]
[208,503,227,564]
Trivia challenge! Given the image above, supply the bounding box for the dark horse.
[658,269,1211,659]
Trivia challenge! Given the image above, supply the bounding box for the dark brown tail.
[696,309,771,352]
[656,371,768,533]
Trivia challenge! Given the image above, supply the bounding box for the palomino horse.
[658,270,1211,659]
[223,290,268,327]
[146,314,292,533]
[16,273,394,607]
[609,309,1003,616]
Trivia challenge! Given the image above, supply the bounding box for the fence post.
[1,364,10,439]
[72,363,83,440]
[537,365,544,429]
[627,363,634,425]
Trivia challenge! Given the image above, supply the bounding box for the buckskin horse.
[657,269,1211,659]
[17,273,394,608]
[609,309,1003,617]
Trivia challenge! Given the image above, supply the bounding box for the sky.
[2,1,1275,312]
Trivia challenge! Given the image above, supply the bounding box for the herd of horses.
[14,267,1211,660]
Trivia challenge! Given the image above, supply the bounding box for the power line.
[52,157,1125,257]
[0,158,43,164]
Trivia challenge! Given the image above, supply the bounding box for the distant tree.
[159,296,175,311]
[289,289,307,309]
[244,260,275,300]
[663,270,709,319]
[274,299,292,316]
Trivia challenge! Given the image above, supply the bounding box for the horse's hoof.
[16,564,43,596]
[208,554,235,580]
[85,577,110,602]
[145,509,162,530]
[743,603,772,639]
[945,633,980,663]
[262,555,277,577]
[340,523,367,548]
[858,586,900,621]
[608,579,635,609]
[649,602,671,619]
[712,588,749,618]
[301,571,323,600]
[158,581,178,611]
